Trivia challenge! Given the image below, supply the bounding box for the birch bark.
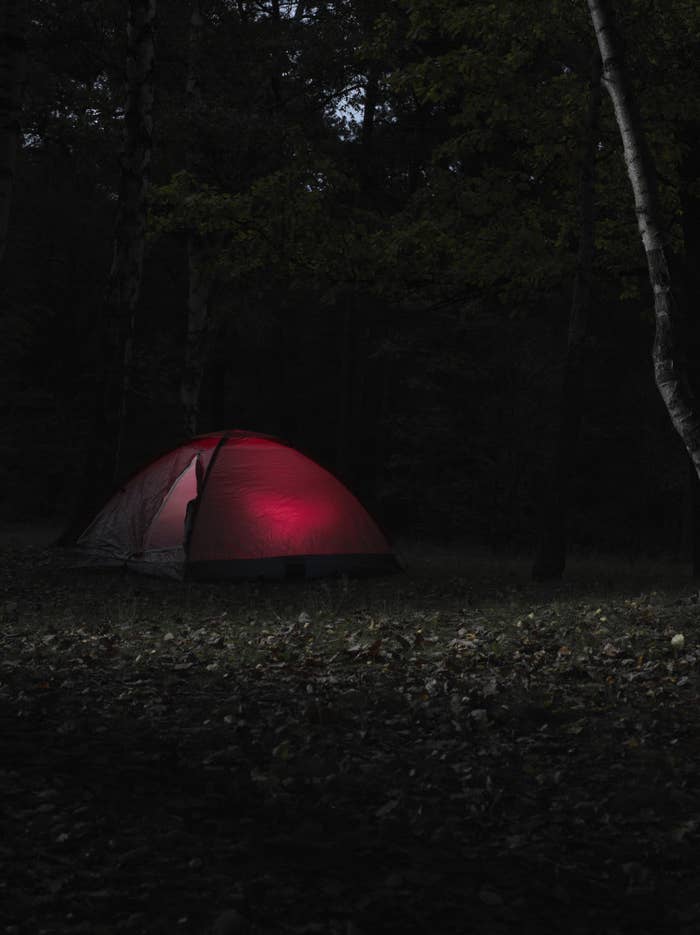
[532,51,601,581]
[586,0,700,478]
[0,0,27,266]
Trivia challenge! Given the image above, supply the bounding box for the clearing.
[2,544,700,934]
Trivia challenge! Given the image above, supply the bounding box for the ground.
[2,540,700,934]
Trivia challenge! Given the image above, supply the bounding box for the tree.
[532,49,602,580]
[586,0,700,483]
[69,0,156,537]
[180,0,214,438]
[0,0,27,265]
[5,0,697,554]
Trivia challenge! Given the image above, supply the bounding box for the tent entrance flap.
[143,455,199,551]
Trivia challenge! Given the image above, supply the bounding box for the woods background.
[2,0,700,562]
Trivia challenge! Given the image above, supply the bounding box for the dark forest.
[2,0,699,563]
[4,2,700,933]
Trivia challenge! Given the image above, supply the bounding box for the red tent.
[77,430,395,578]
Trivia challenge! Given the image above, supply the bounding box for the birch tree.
[586,0,700,479]
[0,0,27,266]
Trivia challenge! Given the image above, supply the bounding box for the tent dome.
[77,430,396,579]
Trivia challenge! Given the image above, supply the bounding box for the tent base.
[186,553,399,580]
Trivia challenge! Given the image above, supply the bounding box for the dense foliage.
[2,0,700,555]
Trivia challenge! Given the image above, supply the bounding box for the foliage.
[3,0,700,553]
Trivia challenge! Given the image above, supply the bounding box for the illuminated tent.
[76,430,396,579]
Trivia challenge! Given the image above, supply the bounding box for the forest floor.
[2,543,700,935]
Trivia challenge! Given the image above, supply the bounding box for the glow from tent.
[244,491,338,545]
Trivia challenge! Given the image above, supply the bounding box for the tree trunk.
[182,239,214,436]
[107,0,157,471]
[372,344,393,522]
[335,294,354,481]
[64,0,156,542]
[336,52,379,481]
[180,0,214,438]
[532,50,601,581]
[586,0,700,481]
[0,0,27,266]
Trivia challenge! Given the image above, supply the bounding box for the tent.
[76,430,396,579]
